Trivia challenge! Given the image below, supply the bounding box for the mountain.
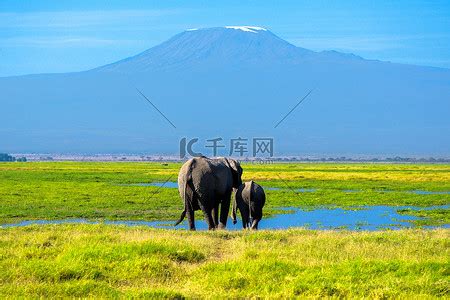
[1,26,449,156]
[96,26,314,72]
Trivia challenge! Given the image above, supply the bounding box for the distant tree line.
[255,156,450,163]
[0,153,27,162]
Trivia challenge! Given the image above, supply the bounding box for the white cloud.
[0,9,183,29]
[288,34,450,52]
[0,36,141,48]
[0,9,187,49]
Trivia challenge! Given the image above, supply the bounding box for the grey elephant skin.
[232,180,266,230]
[174,156,243,230]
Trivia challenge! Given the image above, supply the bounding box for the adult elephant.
[174,156,243,230]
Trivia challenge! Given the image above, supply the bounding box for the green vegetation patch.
[0,162,448,225]
[0,225,448,298]
[398,208,450,226]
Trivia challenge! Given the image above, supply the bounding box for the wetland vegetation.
[0,225,448,298]
[0,162,448,225]
[0,162,449,297]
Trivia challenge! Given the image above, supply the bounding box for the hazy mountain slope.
[95,27,315,72]
[1,26,449,155]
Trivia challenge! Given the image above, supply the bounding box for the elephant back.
[238,180,265,205]
[250,181,265,206]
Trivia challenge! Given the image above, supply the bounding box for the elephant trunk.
[231,189,237,224]
[248,181,254,226]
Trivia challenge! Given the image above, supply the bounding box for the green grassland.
[0,225,448,298]
[0,162,449,298]
[0,162,449,224]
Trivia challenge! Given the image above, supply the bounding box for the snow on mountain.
[224,26,268,33]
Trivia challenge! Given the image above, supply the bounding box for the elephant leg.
[205,209,215,230]
[218,193,231,229]
[186,200,196,231]
[251,219,259,230]
[212,203,220,228]
[241,213,248,229]
[239,203,249,229]
[200,203,215,230]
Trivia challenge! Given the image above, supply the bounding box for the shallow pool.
[2,205,448,231]
[118,182,450,195]
[120,182,179,188]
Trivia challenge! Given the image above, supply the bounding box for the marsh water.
[123,182,179,188]
[2,182,447,230]
[120,182,450,195]
[2,205,448,231]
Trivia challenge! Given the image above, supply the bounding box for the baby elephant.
[232,180,266,230]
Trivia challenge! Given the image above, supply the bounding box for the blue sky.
[1,0,449,76]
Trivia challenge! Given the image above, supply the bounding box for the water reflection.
[2,205,448,231]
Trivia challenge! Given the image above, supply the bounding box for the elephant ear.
[226,158,243,188]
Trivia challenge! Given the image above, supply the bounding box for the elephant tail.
[249,180,255,222]
[249,180,254,201]
[174,210,186,226]
[174,159,195,227]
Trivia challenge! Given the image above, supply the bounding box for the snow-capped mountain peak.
[98,26,310,72]
[224,26,267,33]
